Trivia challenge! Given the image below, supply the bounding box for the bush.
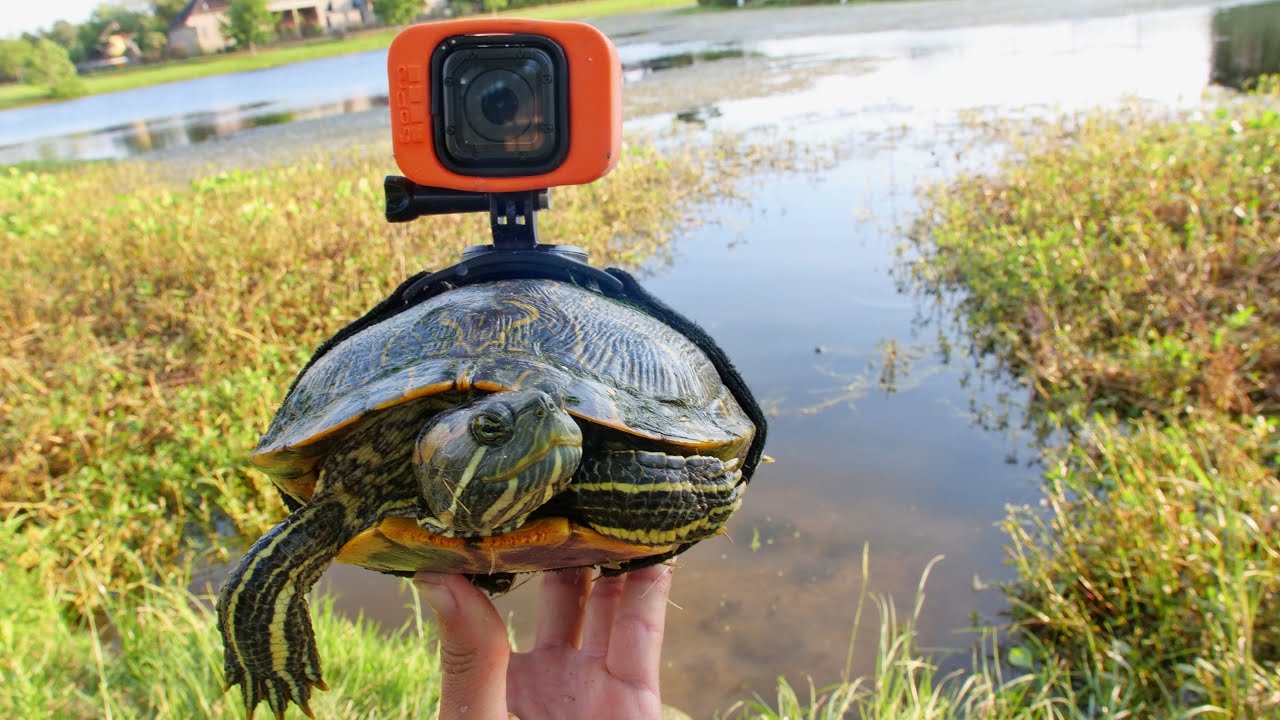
[375,0,423,26]
[48,75,87,99]
[0,39,32,83]
[21,38,83,97]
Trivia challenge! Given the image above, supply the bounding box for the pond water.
[34,0,1277,716]
[7,0,1280,163]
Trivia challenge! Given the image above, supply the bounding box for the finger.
[534,567,591,650]
[605,564,673,691]
[414,572,510,720]
[579,571,627,657]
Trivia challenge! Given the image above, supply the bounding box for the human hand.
[414,564,673,720]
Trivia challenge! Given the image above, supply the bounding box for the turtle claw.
[224,671,321,720]
[220,611,326,719]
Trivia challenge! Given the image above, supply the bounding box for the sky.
[3,0,125,38]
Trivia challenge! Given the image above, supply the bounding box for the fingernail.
[413,572,456,614]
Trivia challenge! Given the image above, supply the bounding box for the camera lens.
[436,37,567,175]
[463,68,535,142]
[480,82,518,127]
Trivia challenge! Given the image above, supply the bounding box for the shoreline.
[1,0,1232,114]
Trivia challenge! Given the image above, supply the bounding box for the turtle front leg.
[217,494,387,719]
[570,451,744,545]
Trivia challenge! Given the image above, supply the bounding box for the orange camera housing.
[387,18,622,193]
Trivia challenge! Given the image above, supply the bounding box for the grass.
[903,84,1280,716]
[0,0,693,111]
[908,98,1280,424]
[0,516,442,719]
[0,82,45,108]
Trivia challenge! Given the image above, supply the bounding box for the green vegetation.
[903,87,1280,715]
[0,39,33,82]
[375,0,425,26]
[2,37,85,99]
[0,516,442,719]
[0,82,42,107]
[224,0,278,52]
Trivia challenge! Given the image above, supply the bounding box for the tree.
[43,20,83,60]
[374,0,422,26]
[139,30,170,61]
[224,0,276,52]
[482,0,508,11]
[0,39,32,83]
[22,38,86,98]
[152,0,190,27]
[75,7,154,61]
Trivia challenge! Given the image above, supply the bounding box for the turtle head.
[414,389,583,537]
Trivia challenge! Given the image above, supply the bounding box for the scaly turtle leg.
[569,450,743,545]
[217,490,410,719]
[218,404,420,719]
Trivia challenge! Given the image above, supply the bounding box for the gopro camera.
[388,18,622,193]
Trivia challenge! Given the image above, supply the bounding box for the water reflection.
[622,46,752,82]
[3,95,387,165]
[0,48,393,164]
[674,104,723,125]
[1211,0,1280,89]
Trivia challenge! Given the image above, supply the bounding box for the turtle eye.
[470,411,512,446]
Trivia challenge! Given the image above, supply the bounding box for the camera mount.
[384,175,623,297]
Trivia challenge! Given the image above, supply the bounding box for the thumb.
[414,572,510,720]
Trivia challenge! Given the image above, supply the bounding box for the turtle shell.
[250,278,754,573]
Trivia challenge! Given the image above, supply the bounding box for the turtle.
[217,277,757,719]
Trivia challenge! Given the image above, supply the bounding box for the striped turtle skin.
[217,278,754,718]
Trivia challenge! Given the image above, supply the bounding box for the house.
[167,0,231,56]
[166,0,382,56]
[77,21,145,71]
